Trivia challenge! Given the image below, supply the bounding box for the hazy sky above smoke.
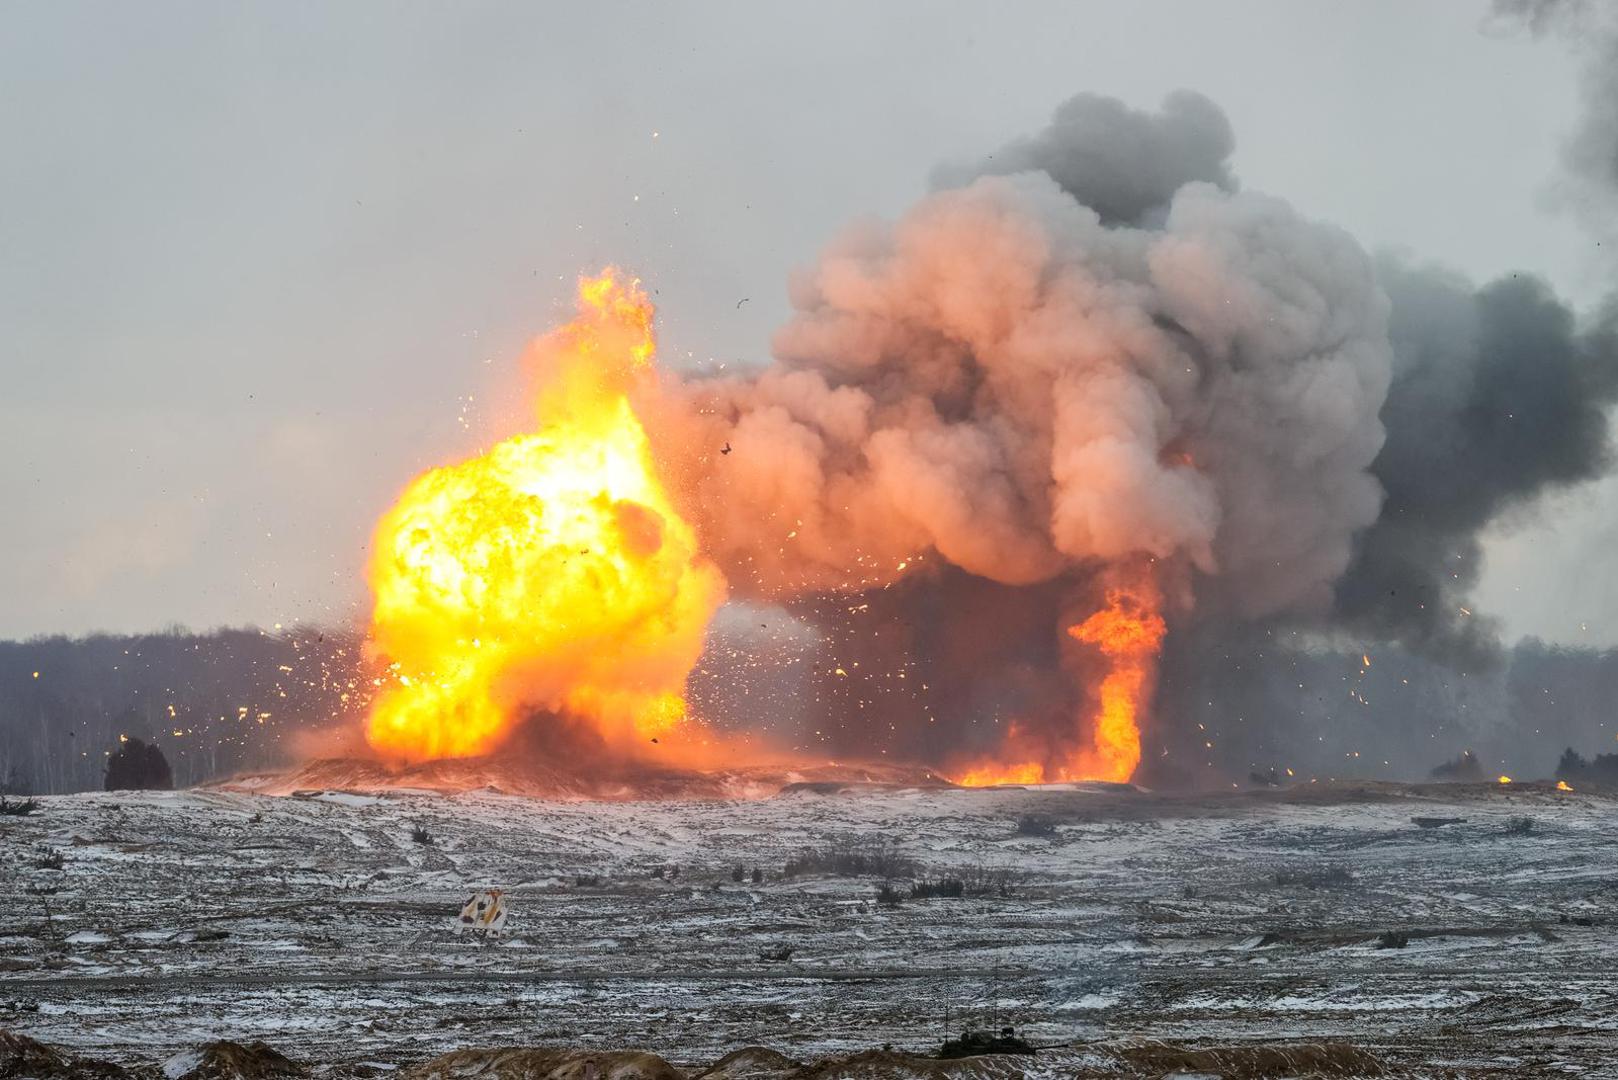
[2,1,1614,644]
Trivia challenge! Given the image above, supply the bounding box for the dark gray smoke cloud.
[1323,3,1618,667]
[1332,262,1618,666]
[935,90,1237,226]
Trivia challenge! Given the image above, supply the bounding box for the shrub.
[782,839,919,880]
[876,883,903,907]
[958,864,1021,898]
[731,865,744,882]
[104,737,173,791]
[910,878,965,900]
[1014,814,1059,838]
[34,848,64,871]
[1505,816,1536,835]
[940,1028,1035,1059]
[1429,750,1484,782]
[0,795,38,817]
[751,867,763,884]
[410,822,434,845]
[1272,865,1354,888]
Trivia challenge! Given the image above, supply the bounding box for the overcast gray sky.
[2,1,1611,644]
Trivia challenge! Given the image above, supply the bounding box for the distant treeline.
[1151,634,1618,786]
[0,627,369,794]
[3,624,1616,794]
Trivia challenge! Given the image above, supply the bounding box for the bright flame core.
[953,568,1166,786]
[363,271,725,762]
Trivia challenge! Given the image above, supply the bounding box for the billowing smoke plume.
[650,92,1393,778]
[658,79,1618,783]
[665,95,1388,614]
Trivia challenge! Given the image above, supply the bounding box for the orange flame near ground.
[363,270,726,762]
[952,568,1166,786]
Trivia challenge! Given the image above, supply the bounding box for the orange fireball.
[363,270,726,762]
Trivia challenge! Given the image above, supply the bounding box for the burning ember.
[363,271,725,762]
[1498,775,1513,785]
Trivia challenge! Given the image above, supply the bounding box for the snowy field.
[2,778,1616,1076]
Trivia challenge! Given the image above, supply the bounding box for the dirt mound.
[400,1048,1034,1080]
[162,1041,303,1080]
[783,1050,1033,1079]
[0,1031,129,1079]
[401,1047,682,1080]
[1113,1040,1385,1078]
[693,1047,803,1078]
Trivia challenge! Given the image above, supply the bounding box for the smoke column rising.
[650,92,1393,781]
[658,70,1618,783]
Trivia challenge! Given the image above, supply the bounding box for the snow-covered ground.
[2,779,1615,1075]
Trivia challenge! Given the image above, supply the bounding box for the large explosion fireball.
[364,272,725,763]
[361,263,1180,783]
[363,89,1591,789]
